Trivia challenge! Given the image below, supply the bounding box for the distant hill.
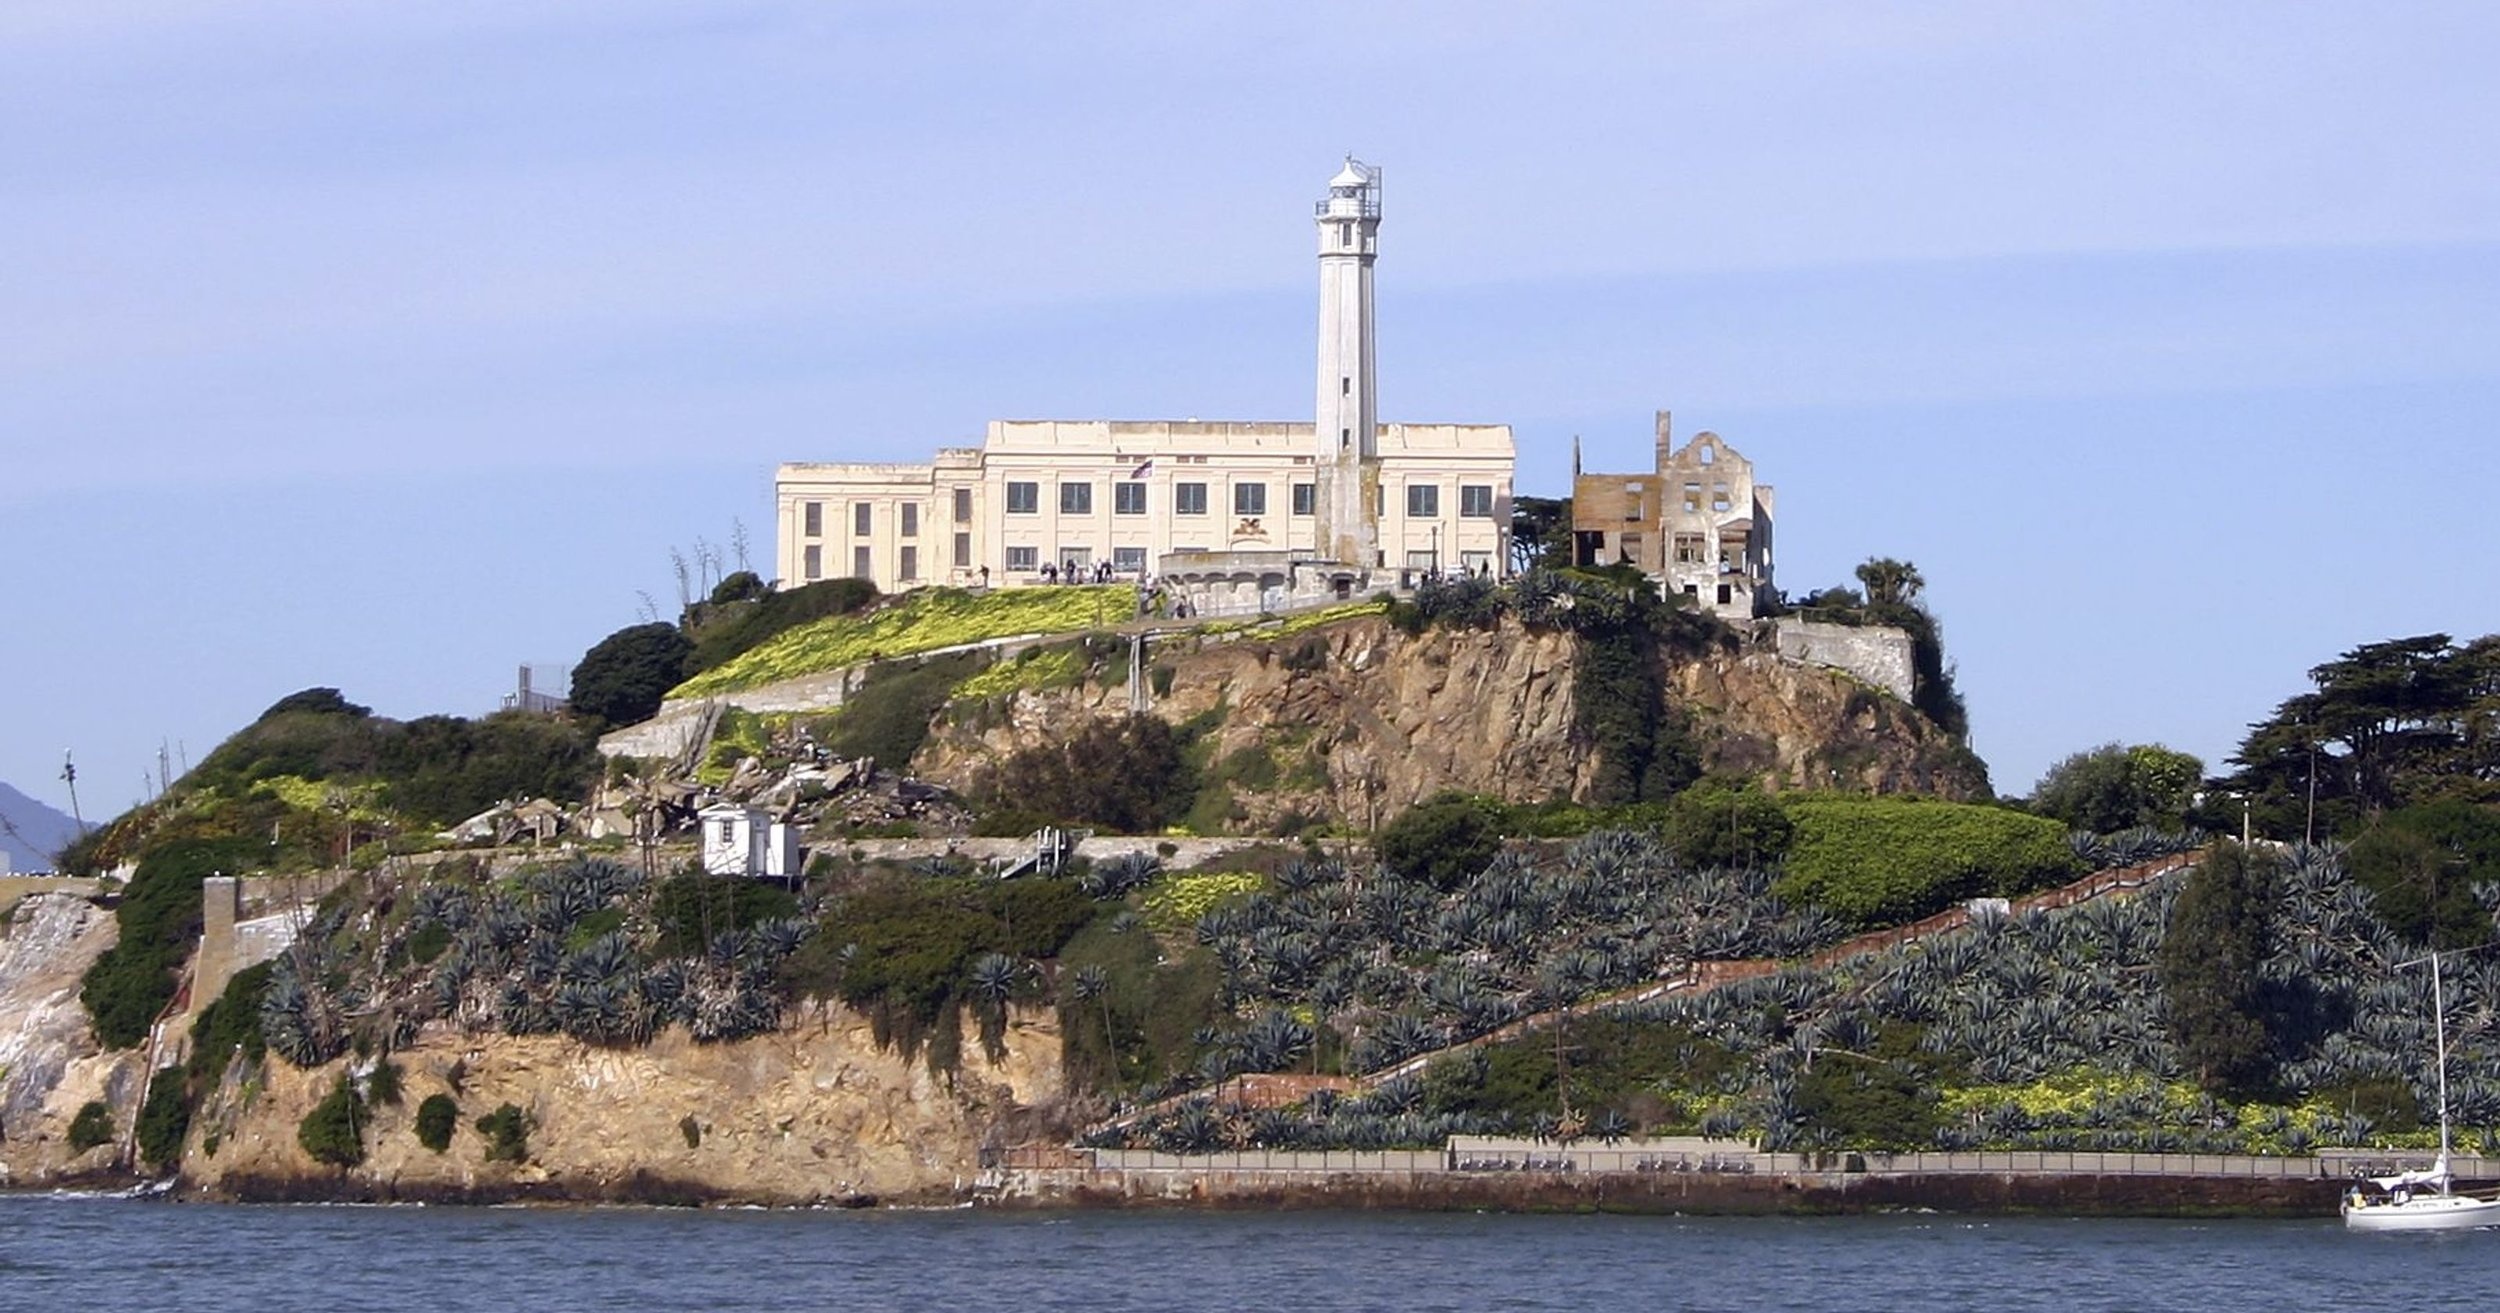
[0,781,81,873]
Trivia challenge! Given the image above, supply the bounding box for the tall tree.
[2030,742,2204,834]
[1509,495,1574,575]
[1854,557,1925,609]
[570,623,694,728]
[2224,633,2497,841]
[2158,842,2276,1093]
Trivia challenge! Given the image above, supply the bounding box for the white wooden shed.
[698,804,802,879]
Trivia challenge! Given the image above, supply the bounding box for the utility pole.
[60,750,84,833]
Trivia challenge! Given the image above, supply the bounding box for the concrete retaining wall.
[1773,619,1915,702]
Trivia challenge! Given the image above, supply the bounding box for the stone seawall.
[990,1168,2342,1217]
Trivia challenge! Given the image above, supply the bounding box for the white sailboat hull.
[2344,1193,2500,1232]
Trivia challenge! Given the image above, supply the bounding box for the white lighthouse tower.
[1314,157,1381,567]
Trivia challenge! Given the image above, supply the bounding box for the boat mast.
[2434,948,2454,1170]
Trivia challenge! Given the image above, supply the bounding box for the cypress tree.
[2158,842,2275,1093]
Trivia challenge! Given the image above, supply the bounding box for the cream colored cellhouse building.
[776,161,1515,606]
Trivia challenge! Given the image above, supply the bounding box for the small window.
[1341,377,1351,395]
[952,533,970,567]
[1699,445,1715,466]
[1405,550,1436,569]
[1006,545,1038,572]
[1712,481,1732,512]
[1175,482,1208,515]
[1340,221,1352,246]
[1235,482,1267,516]
[899,546,918,581]
[802,545,821,580]
[1113,547,1147,574]
[1459,485,1494,518]
[1060,482,1092,515]
[1406,484,1439,517]
[803,502,822,537]
[1006,482,1039,515]
[1115,482,1147,515]
[854,502,872,536]
[900,504,918,537]
[852,545,872,579]
[1683,482,1702,513]
[1340,427,1351,449]
[952,487,972,524]
[1291,483,1315,516]
[1717,584,1733,607]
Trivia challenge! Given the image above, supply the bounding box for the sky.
[4,1,2496,828]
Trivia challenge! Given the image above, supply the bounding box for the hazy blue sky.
[5,2,2495,829]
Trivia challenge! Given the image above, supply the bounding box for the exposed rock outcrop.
[183,1003,1064,1205]
[915,616,1984,829]
[0,893,145,1185]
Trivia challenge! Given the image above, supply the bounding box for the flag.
[1130,458,1153,480]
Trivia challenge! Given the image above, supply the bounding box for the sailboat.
[2343,948,2500,1232]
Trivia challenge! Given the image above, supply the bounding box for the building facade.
[776,160,1515,599]
[1571,412,1776,619]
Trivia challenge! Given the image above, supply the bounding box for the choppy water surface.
[8,1197,2500,1311]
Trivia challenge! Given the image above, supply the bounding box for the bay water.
[7,1195,2499,1311]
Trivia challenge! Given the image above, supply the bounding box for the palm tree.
[1854,557,1925,609]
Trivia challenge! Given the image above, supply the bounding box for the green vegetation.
[813,875,1100,1062]
[1775,796,2082,926]
[979,715,1193,834]
[650,871,800,958]
[1661,778,1795,869]
[82,835,261,1048]
[679,1114,703,1149]
[1782,557,1971,742]
[951,645,1086,702]
[475,1103,531,1163]
[1375,793,1506,890]
[2159,842,2276,1093]
[1138,871,1265,934]
[135,1067,191,1170]
[414,1093,459,1153]
[820,651,984,770]
[297,1074,367,1167]
[684,577,879,675]
[68,1100,114,1155]
[570,623,695,728]
[2224,633,2499,842]
[674,586,1127,699]
[2027,742,2204,834]
[2347,801,2500,949]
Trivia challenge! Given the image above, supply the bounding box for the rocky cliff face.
[0,893,146,1187]
[915,616,1984,828]
[182,1003,1063,1205]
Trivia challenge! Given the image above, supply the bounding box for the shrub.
[414,1093,459,1153]
[2029,742,2204,834]
[1774,796,2083,926]
[298,1075,367,1168]
[1662,778,1795,869]
[676,585,1123,698]
[136,1067,191,1170]
[187,960,273,1091]
[820,876,1100,1061]
[679,1114,703,1149]
[571,623,695,728]
[375,711,601,826]
[1375,793,1505,891]
[685,577,878,674]
[651,872,800,959]
[68,1100,114,1154]
[1139,871,1265,934]
[981,715,1193,834]
[82,835,263,1048]
[476,1103,531,1163]
[366,1058,404,1107]
[823,652,983,770]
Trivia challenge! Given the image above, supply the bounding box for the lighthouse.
[1314,157,1380,567]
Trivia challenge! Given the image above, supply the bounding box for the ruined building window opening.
[1699,444,1715,466]
[1683,482,1702,513]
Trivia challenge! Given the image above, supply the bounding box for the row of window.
[1005,481,1496,519]
[803,483,1501,545]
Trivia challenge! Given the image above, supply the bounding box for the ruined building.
[1571,414,1776,620]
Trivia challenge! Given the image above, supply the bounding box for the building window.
[1115,482,1147,515]
[1683,482,1702,513]
[854,502,872,536]
[953,487,973,523]
[1060,482,1093,515]
[1712,482,1732,512]
[953,533,970,568]
[852,545,872,579]
[1461,550,1491,574]
[1291,483,1314,515]
[1175,482,1208,515]
[1341,377,1351,395]
[1405,550,1436,569]
[1675,534,1706,565]
[1057,546,1093,570]
[1406,484,1439,517]
[802,545,821,580]
[1006,482,1039,514]
[1006,545,1038,572]
[1459,485,1494,518]
[1113,547,1147,574]
[1235,482,1266,516]
[900,503,918,537]
[899,546,918,581]
[803,502,822,537]
[1171,544,1207,555]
